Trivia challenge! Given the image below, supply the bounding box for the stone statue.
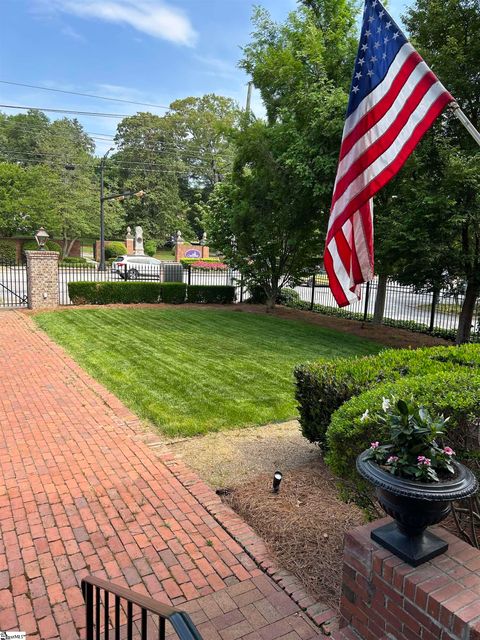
[200,232,207,246]
[176,230,183,244]
[126,226,133,239]
[134,226,145,256]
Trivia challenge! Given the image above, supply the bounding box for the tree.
[207,1,358,308]
[207,120,324,310]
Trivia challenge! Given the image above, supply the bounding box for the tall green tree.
[207,121,322,309]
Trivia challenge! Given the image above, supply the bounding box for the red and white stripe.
[325,42,454,307]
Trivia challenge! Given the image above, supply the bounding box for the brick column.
[26,250,60,310]
[333,517,480,640]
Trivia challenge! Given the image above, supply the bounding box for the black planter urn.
[356,450,478,567]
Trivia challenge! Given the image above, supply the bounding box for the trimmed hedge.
[180,257,220,267]
[295,344,480,447]
[105,242,127,259]
[68,281,188,305]
[161,283,187,304]
[187,285,235,304]
[325,370,480,482]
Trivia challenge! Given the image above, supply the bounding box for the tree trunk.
[373,273,388,325]
[456,279,480,344]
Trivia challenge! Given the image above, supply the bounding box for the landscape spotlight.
[35,227,49,251]
[272,471,283,493]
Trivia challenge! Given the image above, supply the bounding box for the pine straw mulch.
[223,459,365,609]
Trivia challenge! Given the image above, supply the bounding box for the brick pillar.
[333,517,480,640]
[201,245,210,259]
[26,251,60,310]
[126,237,134,255]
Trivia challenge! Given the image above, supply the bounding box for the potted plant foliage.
[356,397,478,566]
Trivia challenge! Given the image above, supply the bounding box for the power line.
[0,123,235,159]
[0,104,134,119]
[0,80,171,110]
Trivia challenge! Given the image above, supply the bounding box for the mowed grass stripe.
[35,308,381,437]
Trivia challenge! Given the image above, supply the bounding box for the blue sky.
[1,0,409,154]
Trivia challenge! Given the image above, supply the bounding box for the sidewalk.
[0,312,324,639]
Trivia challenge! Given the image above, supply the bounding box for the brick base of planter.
[332,517,480,640]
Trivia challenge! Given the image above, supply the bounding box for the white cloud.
[61,25,86,42]
[42,0,197,46]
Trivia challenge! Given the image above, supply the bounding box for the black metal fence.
[58,262,479,339]
[58,262,244,305]
[294,275,480,339]
[0,260,28,308]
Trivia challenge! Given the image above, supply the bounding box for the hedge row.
[187,285,235,304]
[283,297,464,342]
[180,257,221,267]
[326,370,480,482]
[68,281,235,305]
[294,343,480,448]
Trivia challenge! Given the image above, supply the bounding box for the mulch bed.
[224,460,365,609]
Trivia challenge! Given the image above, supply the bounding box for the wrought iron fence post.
[429,288,439,333]
[240,274,244,303]
[310,273,316,310]
[188,265,192,286]
[363,281,371,323]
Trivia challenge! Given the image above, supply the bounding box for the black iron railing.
[81,576,202,640]
[0,259,28,308]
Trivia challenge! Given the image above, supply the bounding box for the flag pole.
[450,102,480,148]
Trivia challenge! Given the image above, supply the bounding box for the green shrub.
[62,256,87,264]
[68,281,162,305]
[325,370,480,482]
[246,285,267,304]
[277,288,300,305]
[187,285,235,304]
[283,297,465,342]
[180,257,220,267]
[22,239,61,254]
[295,344,480,447]
[104,242,127,259]
[0,240,16,262]
[160,283,187,304]
[145,240,157,257]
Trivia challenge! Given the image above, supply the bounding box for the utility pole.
[245,81,253,115]
[99,147,113,271]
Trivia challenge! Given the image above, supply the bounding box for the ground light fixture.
[272,471,283,493]
[35,227,49,251]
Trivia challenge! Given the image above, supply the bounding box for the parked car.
[111,255,162,280]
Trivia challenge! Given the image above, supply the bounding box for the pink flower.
[417,456,431,466]
[370,441,379,450]
[387,456,399,464]
[443,446,455,456]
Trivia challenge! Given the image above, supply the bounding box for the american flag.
[324,0,454,307]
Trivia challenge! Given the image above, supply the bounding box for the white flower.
[361,409,369,422]
[382,397,391,412]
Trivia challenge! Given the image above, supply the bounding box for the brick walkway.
[0,312,324,639]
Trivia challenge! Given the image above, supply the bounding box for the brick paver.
[0,312,324,639]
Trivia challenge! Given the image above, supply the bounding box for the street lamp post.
[99,147,114,272]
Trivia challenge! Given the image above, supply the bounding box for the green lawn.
[35,308,381,437]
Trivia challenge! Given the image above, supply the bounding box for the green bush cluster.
[144,240,157,257]
[180,257,220,267]
[22,239,62,254]
[295,344,480,448]
[0,240,16,262]
[68,281,236,305]
[326,371,480,482]
[104,242,127,259]
[295,343,480,483]
[187,285,235,304]
[276,288,300,305]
